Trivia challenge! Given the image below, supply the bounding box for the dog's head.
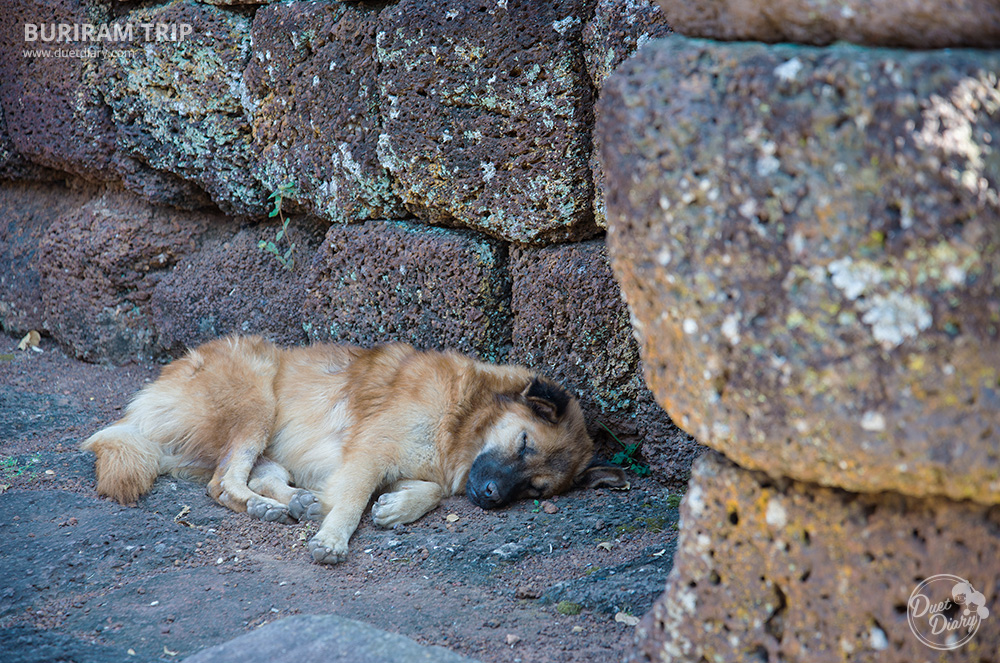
[465,377,629,509]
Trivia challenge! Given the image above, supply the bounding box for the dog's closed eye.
[517,432,536,458]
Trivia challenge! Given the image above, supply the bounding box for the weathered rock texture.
[376,0,599,245]
[186,614,479,663]
[0,0,213,208]
[0,0,114,179]
[601,37,1000,504]
[245,2,404,225]
[102,1,264,216]
[584,0,672,228]
[0,181,98,335]
[0,109,18,175]
[656,0,1000,48]
[197,0,280,6]
[585,0,672,89]
[0,105,64,182]
[304,220,511,363]
[633,452,1000,663]
[38,188,218,363]
[510,241,700,485]
[151,218,326,356]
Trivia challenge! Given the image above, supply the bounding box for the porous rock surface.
[245,2,405,225]
[376,0,599,245]
[0,113,56,182]
[584,0,672,229]
[304,220,511,363]
[151,218,326,357]
[185,615,480,663]
[0,181,98,335]
[0,0,214,208]
[197,0,280,5]
[584,0,672,89]
[632,452,1000,663]
[0,0,114,180]
[102,1,264,216]
[0,108,23,177]
[510,240,700,485]
[601,37,1000,504]
[656,0,1000,48]
[37,188,218,363]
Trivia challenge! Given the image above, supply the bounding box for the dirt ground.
[0,337,680,663]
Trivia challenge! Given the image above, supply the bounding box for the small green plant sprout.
[532,500,541,513]
[0,453,41,481]
[259,182,297,270]
[556,601,583,616]
[597,421,651,477]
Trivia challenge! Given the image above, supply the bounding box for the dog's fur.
[82,336,627,564]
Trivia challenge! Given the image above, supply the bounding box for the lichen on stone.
[103,1,264,216]
[600,37,1000,504]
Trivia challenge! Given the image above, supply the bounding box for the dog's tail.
[81,418,162,504]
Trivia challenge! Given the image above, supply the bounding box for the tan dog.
[82,336,627,564]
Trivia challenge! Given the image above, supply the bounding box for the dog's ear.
[521,377,571,424]
[574,460,630,489]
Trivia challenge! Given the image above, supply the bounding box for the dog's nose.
[484,481,499,501]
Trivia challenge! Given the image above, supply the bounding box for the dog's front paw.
[371,481,442,528]
[371,492,407,529]
[307,533,348,565]
[288,489,323,522]
[246,497,294,524]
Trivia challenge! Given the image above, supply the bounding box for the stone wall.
[599,3,999,661]
[0,1,700,481]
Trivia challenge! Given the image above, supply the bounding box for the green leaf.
[258,240,267,249]
[597,421,628,450]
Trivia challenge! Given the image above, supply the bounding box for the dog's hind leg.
[245,457,319,524]
[247,457,297,503]
[206,427,273,515]
[287,488,323,522]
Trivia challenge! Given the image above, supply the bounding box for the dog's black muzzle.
[466,450,526,510]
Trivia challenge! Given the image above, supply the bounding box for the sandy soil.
[0,338,679,663]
